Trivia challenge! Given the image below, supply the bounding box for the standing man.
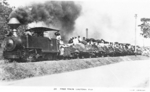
[55,31,61,41]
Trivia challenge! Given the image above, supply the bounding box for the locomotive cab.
[25,27,60,52]
[24,27,60,61]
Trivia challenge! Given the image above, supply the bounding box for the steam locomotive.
[1,18,142,62]
[2,18,61,62]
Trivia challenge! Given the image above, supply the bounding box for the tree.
[0,0,13,42]
[139,18,150,38]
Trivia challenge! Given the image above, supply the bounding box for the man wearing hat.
[55,31,61,41]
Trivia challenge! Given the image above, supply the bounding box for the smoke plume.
[72,1,143,45]
[9,0,150,46]
[9,1,81,41]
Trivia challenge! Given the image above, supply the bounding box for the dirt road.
[1,59,150,87]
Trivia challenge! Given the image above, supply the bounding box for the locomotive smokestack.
[8,17,21,37]
[86,28,88,39]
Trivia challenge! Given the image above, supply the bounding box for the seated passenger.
[44,31,51,39]
[94,42,98,46]
[38,32,44,37]
[83,37,86,41]
[59,39,64,45]
[56,35,61,40]
[87,42,90,45]
[68,37,73,43]
[73,37,79,45]
[60,45,64,56]
[78,36,82,43]
[90,40,94,45]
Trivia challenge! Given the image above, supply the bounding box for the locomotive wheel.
[21,49,36,62]
[89,55,92,58]
[82,56,84,59]
[8,59,21,62]
[77,55,80,59]
[96,55,99,58]
[4,59,13,63]
[101,53,104,57]
[26,55,36,62]
[8,59,13,62]
[101,52,105,57]
[21,54,36,62]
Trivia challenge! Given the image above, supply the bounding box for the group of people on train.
[67,35,142,56]
[25,29,142,56]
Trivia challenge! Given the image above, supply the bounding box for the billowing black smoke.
[9,1,81,41]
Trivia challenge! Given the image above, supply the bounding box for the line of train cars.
[1,18,142,62]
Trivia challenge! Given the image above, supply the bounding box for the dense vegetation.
[0,0,12,42]
[139,18,150,38]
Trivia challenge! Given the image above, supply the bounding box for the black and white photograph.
[0,0,150,92]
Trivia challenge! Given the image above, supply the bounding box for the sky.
[6,0,150,46]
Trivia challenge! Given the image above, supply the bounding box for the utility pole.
[143,35,144,47]
[135,14,137,56]
[86,28,88,39]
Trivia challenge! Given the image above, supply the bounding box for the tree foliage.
[139,18,150,38]
[0,0,13,41]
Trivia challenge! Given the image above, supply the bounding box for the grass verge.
[0,55,149,81]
